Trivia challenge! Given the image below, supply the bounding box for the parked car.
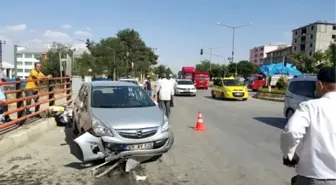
[174,79,197,96]
[283,75,316,120]
[119,78,143,87]
[73,81,174,162]
[211,77,249,100]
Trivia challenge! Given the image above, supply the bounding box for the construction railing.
[0,77,72,132]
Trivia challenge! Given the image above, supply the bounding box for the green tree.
[74,28,159,79]
[236,60,259,79]
[288,53,318,74]
[42,42,72,77]
[325,43,336,66]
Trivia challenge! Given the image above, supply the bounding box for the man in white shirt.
[156,73,174,117]
[280,66,336,185]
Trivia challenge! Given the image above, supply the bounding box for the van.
[283,76,316,120]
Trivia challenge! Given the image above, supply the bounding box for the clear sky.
[0,0,335,72]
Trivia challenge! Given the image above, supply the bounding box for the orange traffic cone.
[194,112,206,131]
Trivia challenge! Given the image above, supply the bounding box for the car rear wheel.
[72,120,80,135]
[211,91,215,98]
[286,108,295,120]
[221,92,225,100]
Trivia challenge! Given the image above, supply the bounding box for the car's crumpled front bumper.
[74,130,174,162]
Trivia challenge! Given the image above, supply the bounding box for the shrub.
[258,88,286,95]
[276,77,287,89]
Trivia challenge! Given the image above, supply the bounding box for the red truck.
[181,66,195,80]
[192,72,210,89]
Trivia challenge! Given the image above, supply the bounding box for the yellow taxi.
[211,77,248,100]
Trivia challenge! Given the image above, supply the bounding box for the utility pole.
[209,48,212,71]
[216,22,252,76]
[0,40,6,69]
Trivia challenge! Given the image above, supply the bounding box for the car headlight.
[161,115,170,133]
[92,118,114,137]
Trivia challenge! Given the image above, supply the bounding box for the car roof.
[290,75,317,82]
[90,81,138,87]
[119,78,137,81]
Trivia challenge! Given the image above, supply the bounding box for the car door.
[74,84,85,125]
[78,85,91,132]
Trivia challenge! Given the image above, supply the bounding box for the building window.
[310,35,313,39]
[294,39,297,43]
[25,61,33,66]
[17,61,23,65]
[310,43,313,48]
[24,69,31,73]
[24,54,33,58]
[16,53,23,58]
[295,31,297,35]
[294,46,296,51]
[17,69,23,72]
[311,26,314,30]
[309,52,312,56]
[332,35,336,39]
[254,54,257,57]
[254,59,257,63]
[333,26,336,30]
[259,53,263,57]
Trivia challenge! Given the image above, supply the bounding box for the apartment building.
[265,46,292,65]
[249,44,290,66]
[15,51,43,79]
[292,22,336,55]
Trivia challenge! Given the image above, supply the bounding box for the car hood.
[176,85,195,89]
[91,106,164,130]
[225,86,246,91]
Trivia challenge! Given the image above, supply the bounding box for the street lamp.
[216,22,252,76]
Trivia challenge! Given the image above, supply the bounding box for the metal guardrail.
[0,77,72,131]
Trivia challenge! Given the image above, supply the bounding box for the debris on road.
[91,158,125,178]
[125,158,140,172]
[135,174,147,181]
[49,105,73,127]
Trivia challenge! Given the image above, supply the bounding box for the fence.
[0,77,72,132]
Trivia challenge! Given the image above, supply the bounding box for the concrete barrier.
[252,91,285,102]
[0,117,58,156]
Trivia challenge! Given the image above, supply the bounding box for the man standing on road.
[144,76,152,98]
[156,73,174,117]
[280,66,336,185]
[168,74,175,107]
[25,63,49,114]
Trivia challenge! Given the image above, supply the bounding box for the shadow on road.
[253,117,287,129]
[203,96,244,101]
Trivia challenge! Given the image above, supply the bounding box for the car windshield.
[119,80,138,85]
[91,86,156,108]
[223,79,244,86]
[177,80,193,85]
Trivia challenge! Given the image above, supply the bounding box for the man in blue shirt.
[0,88,11,123]
[144,76,152,98]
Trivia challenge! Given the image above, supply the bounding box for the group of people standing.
[144,73,175,118]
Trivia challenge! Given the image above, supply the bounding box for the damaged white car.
[73,81,174,164]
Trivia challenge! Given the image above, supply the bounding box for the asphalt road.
[0,89,294,185]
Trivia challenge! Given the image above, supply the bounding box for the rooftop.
[292,21,336,31]
[266,46,292,54]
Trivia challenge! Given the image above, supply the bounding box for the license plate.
[126,143,154,151]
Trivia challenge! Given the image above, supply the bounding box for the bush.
[276,77,287,89]
[258,88,286,95]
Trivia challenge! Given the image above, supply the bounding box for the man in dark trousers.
[281,66,336,185]
[155,73,174,117]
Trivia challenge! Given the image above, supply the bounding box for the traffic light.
[200,49,203,55]
[85,39,91,48]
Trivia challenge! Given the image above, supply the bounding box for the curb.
[0,117,57,156]
[252,95,284,102]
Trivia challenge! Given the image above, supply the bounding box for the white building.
[292,21,336,55]
[16,51,43,79]
[1,61,14,78]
